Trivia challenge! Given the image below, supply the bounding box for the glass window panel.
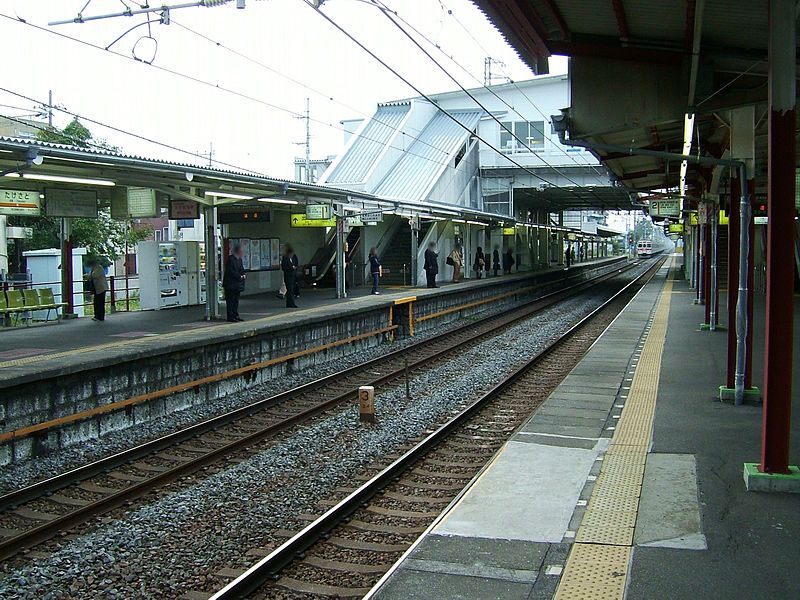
[500,122,512,153]
[528,121,545,146]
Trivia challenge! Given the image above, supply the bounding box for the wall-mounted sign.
[502,227,515,235]
[305,204,331,220]
[669,223,684,233]
[754,216,768,225]
[45,188,98,218]
[218,207,270,224]
[718,209,729,226]
[0,189,40,216]
[169,199,200,220]
[291,213,336,227]
[127,187,158,217]
[360,210,383,223]
[650,199,680,218]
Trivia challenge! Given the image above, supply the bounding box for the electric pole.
[294,98,312,182]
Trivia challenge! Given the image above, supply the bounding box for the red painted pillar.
[761,0,795,474]
[726,178,741,388]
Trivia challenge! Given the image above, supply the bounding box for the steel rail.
[0,259,635,562]
[210,256,667,599]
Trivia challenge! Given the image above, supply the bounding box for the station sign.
[669,223,684,233]
[754,216,768,225]
[650,199,680,218]
[169,199,200,220]
[718,209,729,226]
[291,213,336,228]
[360,210,383,223]
[45,189,98,218]
[305,204,331,220]
[218,207,270,224]
[0,189,40,216]
[502,227,515,235]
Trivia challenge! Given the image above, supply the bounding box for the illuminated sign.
[218,208,270,224]
[305,204,331,220]
[0,189,40,216]
[291,213,336,227]
[651,199,680,217]
[502,227,515,235]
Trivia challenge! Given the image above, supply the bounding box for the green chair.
[5,289,26,326]
[38,287,67,322]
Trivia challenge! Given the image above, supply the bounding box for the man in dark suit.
[223,244,246,322]
[423,241,439,288]
[281,244,299,308]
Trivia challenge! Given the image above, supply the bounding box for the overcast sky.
[0,0,567,180]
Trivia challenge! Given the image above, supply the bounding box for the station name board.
[0,189,40,216]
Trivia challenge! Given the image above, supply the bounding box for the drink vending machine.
[138,241,204,310]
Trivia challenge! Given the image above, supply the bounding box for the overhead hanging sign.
[305,204,331,220]
[669,223,684,233]
[0,189,40,216]
[650,199,680,218]
[502,227,515,235]
[291,213,336,227]
[127,187,158,217]
[45,188,98,218]
[169,199,200,220]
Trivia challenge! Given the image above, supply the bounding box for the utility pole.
[48,90,53,127]
[483,57,511,86]
[294,98,312,182]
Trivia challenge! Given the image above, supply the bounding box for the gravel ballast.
[0,269,646,599]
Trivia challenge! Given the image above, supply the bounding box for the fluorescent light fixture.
[48,156,115,167]
[4,172,115,186]
[466,220,485,226]
[422,215,446,221]
[452,218,466,223]
[257,197,298,205]
[205,191,253,200]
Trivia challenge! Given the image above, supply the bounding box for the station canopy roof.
[473,0,800,202]
[0,137,508,224]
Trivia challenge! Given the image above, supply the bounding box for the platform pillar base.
[700,324,727,331]
[692,299,705,305]
[743,463,800,493]
[718,386,760,402]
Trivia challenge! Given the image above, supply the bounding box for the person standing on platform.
[473,246,485,279]
[424,241,439,288]
[448,244,463,283]
[570,245,576,265]
[86,257,109,322]
[503,248,515,275]
[369,247,382,295]
[492,245,501,277]
[291,250,300,299]
[281,244,299,308]
[222,244,246,322]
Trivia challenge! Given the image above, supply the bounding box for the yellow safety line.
[555,258,674,600]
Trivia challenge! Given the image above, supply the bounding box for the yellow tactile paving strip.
[556,259,674,600]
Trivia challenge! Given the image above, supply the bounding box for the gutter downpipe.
[557,135,750,405]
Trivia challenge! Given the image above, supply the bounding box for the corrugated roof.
[324,103,410,184]
[373,110,482,201]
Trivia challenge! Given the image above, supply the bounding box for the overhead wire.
[375,0,604,203]
[0,10,485,199]
[301,0,572,193]
[440,0,605,175]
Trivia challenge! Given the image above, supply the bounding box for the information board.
[169,199,199,220]
[240,238,251,270]
[250,239,261,271]
[127,187,158,217]
[651,199,680,218]
[45,189,98,218]
[291,213,336,227]
[0,189,40,216]
[306,204,331,220]
[270,239,280,268]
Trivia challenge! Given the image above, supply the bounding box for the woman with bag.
[473,246,485,279]
[448,245,463,283]
[85,257,109,322]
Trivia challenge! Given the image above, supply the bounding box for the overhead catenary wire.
[379,0,605,179]
[301,0,573,194]
[372,0,608,208]
[0,11,488,199]
[439,0,605,175]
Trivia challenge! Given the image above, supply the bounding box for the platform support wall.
[204,205,220,321]
[760,0,795,474]
[726,178,741,387]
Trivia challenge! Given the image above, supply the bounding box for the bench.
[1,288,66,327]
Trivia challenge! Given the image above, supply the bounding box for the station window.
[500,121,545,153]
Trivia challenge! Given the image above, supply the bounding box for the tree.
[36,117,119,152]
[4,120,146,269]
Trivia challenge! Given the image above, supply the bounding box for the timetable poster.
[240,238,251,270]
[261,239,271,268]
[250,239,261,271]
[271,239,280,268]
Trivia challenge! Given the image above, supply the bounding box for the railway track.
[0,260,640,563]
[209,257,667,600]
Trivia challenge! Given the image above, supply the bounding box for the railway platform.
[368,257,800,600]
[0,257,624,464]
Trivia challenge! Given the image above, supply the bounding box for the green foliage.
[35,117,119,151]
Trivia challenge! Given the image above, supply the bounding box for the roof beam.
[547,40,682,64]
[538,0,570,41]
[610,0,630,42]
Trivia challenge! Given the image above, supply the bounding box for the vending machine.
[139,241,202,310]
